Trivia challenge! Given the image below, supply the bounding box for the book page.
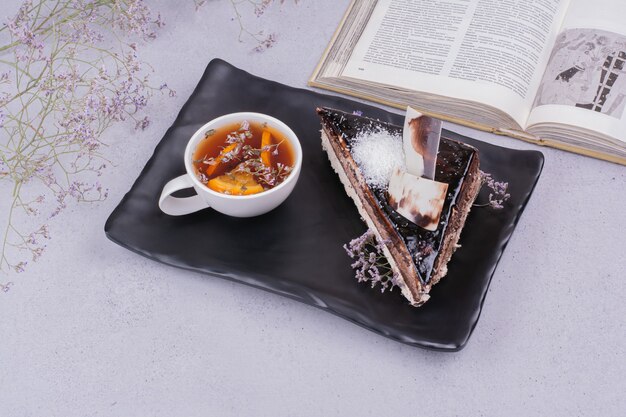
[528,0,626,142]
[341,0,568,128]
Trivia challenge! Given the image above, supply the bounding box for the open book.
[309,0,626,165]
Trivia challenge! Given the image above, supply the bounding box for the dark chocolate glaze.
[318,107,477,286]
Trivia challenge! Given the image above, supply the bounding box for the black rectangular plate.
[105,59,543,351]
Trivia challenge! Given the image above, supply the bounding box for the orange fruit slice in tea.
[207,171,264,196]
[261,130,272,167]
[205,143,239,176]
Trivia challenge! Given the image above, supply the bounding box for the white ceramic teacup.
[159,112,302,217]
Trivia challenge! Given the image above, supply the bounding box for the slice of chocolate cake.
[317,107,482,306]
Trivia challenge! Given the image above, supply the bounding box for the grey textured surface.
[1,1,625,416]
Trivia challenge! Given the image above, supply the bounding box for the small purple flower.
[344,231,398,293]
[479,171,511,210]
[14,262,27,273]
[253,33,277,52]
[32,247,44,261]
[135,116,150,130]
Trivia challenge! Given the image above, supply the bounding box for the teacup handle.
[159,174,208,216]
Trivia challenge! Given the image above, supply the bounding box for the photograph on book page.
[534,28,626,119]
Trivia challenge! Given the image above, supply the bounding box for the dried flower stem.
[195,0,299,52]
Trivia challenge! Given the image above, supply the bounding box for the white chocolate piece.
[403,107,425,177]
[403,106,442,180]
[387,167,448,231]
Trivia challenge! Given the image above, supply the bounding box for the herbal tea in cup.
[158,112,302,217]
[192,120,295,196]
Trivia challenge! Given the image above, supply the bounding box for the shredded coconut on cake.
[351,128,405,189]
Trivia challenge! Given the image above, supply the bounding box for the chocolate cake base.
[317,108,482,306]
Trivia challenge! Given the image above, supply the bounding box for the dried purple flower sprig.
[344,230,399,293]
[475,171,511,210]
[195,0,299,52]
[0,281,13,292]
[0,0,172,280]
